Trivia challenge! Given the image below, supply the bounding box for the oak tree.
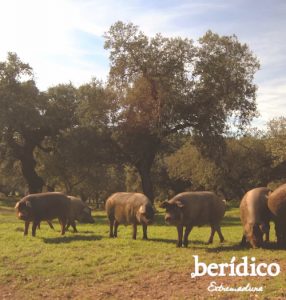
[104,22,260,202]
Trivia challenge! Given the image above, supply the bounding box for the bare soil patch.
[1,267,285,300]
[82,270,271,300]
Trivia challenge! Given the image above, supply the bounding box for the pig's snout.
[18,212,27,220]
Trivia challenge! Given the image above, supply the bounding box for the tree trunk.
[137,163,154,204]
[20,147,45,194]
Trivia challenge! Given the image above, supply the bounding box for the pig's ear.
[176,201,184,208]
[139,205,146,213]
[159,201,169,209]
[26,201,32,208]
[15,202,19,209]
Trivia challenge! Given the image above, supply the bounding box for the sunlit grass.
[0,198,285,299]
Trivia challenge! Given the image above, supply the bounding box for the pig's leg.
[281,227,286,249]
[275,221,282,246]
[132,223,137,240]
[70,220,78,233]
[265,231,269,243]
[142,224,148,240]
[216,226,225,243]
[47,221,54,230]
[60,218,67,235]
[109,217,114,238]
[114,220,119,238]
[240,234,247,246]
[264,223,270,242]
[263,225,270,243]
[176,225,183,247]
[32,220,40,237]
[207,226,216,244]
[24,221,30,236]
[183,225,193,247]
[37,223,41,229]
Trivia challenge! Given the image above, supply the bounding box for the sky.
[0,0,285,128]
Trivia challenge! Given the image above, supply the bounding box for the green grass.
[0,199,286,299]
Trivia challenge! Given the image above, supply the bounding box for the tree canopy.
[0,53,76,193]
[1,23,284,203]
[103,21,260,201]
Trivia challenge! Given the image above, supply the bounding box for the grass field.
[0,197,286,299]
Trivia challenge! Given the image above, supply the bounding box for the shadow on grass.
[72,230,95,234]
[206,244,247,252]
[153,214,242,227]
[149,238,177,244]
[42,234,102,244]
[94,213,168,226]
[206,241,280,252]
[93,212,241,228]
[149,238,209,247]
[260,242,282,250]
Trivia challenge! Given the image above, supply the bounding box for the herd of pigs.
[14,183,286,248]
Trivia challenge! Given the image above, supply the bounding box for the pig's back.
[28,192,70,220]
[106,192,147,224]
[240,187,270,227]
[171,192,224,226]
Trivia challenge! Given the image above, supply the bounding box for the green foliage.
[105,22,259,139]
[103,22,260,200]
[0,25,282,203]
[44,83,78,131]
[77,79,115,128]
[0,54,78,192]
[265,116,286,165]
[166,137,273,199]
[0,160,25,195]
[124,165,142,193]
[222,137,272,197]
[166,141,220,191]
[195,31,259,131]
[37,127,125,198]
[263,116,286,188]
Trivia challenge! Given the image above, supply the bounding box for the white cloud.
[256,78,286,127]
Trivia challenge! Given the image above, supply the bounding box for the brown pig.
[15,192,70,236]
[66,196,94,232]
[239,187,272,248]
[106,192,154,240]
[160,191,226,247]
[268,183,286,247]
